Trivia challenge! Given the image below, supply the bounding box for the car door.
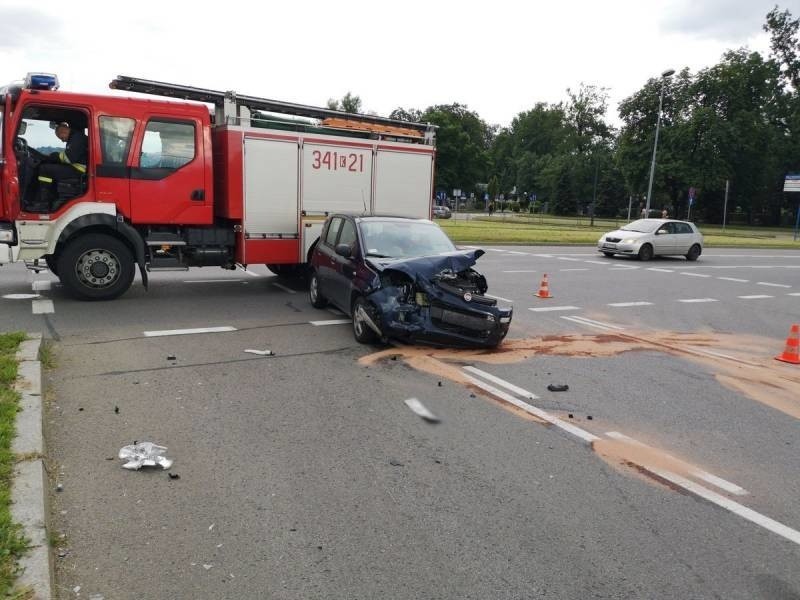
[674,222,694,253]
[328,217,360,311]
[652,222,676,255]
[316,217,346,308]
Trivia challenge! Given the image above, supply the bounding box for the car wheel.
[308,270,327,308]
[685,244,702,261]
[602,252,614,258]
[57,233,135,300]
[352,296,380,344]
[638,244,654,262]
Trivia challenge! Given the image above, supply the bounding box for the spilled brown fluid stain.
[359,330,800,421]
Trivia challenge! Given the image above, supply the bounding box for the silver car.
[597,219,703,261]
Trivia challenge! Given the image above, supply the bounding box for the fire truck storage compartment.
[301,142,373,215]
[373,149,434,218]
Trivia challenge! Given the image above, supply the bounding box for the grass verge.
[0,332,30,596]
[439,214,800,248]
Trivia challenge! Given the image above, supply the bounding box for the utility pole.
[722,179,729,231]
[645,69,675,217]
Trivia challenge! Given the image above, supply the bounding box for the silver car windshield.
[621,219,661,233]
[361,221,456,259]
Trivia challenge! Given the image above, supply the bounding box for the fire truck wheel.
[308,270,327,308]
[58,233,135,300]
[45,255,59,277]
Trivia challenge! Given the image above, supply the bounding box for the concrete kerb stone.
[11,333,53,600]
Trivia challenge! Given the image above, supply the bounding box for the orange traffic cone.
[775,324,800,364]
[535,273,552,298]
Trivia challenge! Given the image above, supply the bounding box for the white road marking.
[717,277,749,283]
[534,254,554,258]
[460,245,479,249]
[404,398,440,423]
[680,272,711,278]
[561,316,625,332]
[678,298,718,303]
[646,268,674,273]
[605,432,748,496]
[529,305,581,313]
[557,257,582,262]
[464,374,599,444]
[789,292,800,296]
[609,266,640,271]
[31,299,54,314]
[309,319,350,326]
[3,294,41,300]
[32,281,51,291]
[560,268,589,272]
[757,282,791,288]
[738,295,773,300]
[503,270,538,273]
[184,279,244,284]
[584,260,608,265]
[486,248,507,252]
[507,251,529,255]
[143,326,237,337]
[607,301,653,307]
[485,293,514,303]
[272,282,297,294]
[644,467,800,546]
[463,366,539,400]
[244,349,274,356]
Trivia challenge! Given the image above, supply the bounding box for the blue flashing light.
[24,73,59,91]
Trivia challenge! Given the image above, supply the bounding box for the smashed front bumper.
[368,284,512,348]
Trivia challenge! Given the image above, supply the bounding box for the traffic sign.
[784,174,800,192]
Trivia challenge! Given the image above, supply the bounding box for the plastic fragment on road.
[404,397,440,423]
[547,384,569,392]
[244,349,275,356]
[119,442,173,470]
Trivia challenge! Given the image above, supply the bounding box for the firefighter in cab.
[37,121,88,206]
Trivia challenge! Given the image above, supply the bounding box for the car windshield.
[360,220,456,259]
[620,219,662,233]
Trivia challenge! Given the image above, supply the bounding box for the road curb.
[11,333,53,600]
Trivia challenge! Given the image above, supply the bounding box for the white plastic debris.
[244,349,275,356]
[203,564,214,570]
[118,442,173,470]
[404,398,440,423]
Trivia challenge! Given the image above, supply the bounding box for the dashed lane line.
[272,282,297,295]
[605,432,748,496]
[309,319,350,326]
[738,295,774,300]
[528,305,581,313]
[557,257,582,262]
[560,268,589,272]
[789,293,800,297]
[757,282,792,288]
[646,268,674,273]
[677,298,719,303]
[507,251,529,255]
[680,272,711,278]
[465,367,800,546]
[31,299,54,315]
[584,260,608,265]
[607,301,653,307]
[717,277,749,283]
[143,326,237,337]
[561,315,624,332]
[463,366,539,400]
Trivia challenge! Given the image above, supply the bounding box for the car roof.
[330,214,435,224]
[633,218,694,225]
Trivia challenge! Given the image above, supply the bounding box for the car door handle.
[191,189,205,201]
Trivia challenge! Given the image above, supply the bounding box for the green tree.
[326,92,363,113]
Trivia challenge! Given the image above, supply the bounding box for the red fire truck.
[0,73,436,299]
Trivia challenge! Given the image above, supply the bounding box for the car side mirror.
[335,243,352,258]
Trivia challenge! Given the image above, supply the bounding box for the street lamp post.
[644,68,675,217]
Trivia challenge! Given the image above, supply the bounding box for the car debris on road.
[404,397,441,423]
[119,442,174,470]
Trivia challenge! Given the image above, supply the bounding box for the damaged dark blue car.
[308,215,512,348]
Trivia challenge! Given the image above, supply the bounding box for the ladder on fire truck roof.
[109,75,436,144]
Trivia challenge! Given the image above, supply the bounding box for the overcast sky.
[1,0,795,128]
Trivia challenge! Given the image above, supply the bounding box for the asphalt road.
[2,246,800,599]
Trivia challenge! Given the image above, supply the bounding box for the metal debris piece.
[203,564,214,570]
[168,472,180,480]
[118,442,173,470]
[587,415,593,420]
[167,355,176,361]
[208,523,215,531]
[547,384,569,392]
[56,483,64,492]
[404,398,440,424]
[244,349,275,356]
[389,459,404,467]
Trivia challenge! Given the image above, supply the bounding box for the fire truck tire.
[58,233,135,300]
[45,255,59,277]
[267,264,307,278]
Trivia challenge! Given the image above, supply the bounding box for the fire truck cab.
[0,73,435,300]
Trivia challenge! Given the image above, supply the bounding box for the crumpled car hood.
[368,249,485,279]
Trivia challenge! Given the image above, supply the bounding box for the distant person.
[661,208,668,218]
[37,122,87,205]
[641,207,647,219]
[488,202,495,216]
